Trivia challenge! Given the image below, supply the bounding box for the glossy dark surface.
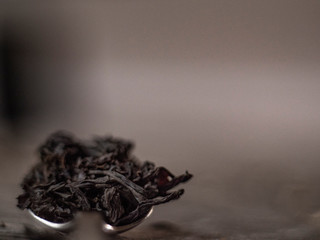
[1,138,320,240]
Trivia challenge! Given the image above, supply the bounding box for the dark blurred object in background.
[1,25,29,127]
[0,9,88,134]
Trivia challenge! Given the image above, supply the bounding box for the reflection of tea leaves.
[121,221,224,240]
[24,225,66,240]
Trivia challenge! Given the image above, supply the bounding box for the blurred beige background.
[1,1,320,237]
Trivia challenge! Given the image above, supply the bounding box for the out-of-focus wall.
[1,0,320,216]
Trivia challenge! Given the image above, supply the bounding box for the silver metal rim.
[28,210,74,231]
[28,206,153,233]
[102,207,153,233]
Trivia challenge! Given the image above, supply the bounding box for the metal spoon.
[28,207,153,234]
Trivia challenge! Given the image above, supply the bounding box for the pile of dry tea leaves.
[17,132,192,226]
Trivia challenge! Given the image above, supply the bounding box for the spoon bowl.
[28,210,74,231]
[28,207,153,234]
